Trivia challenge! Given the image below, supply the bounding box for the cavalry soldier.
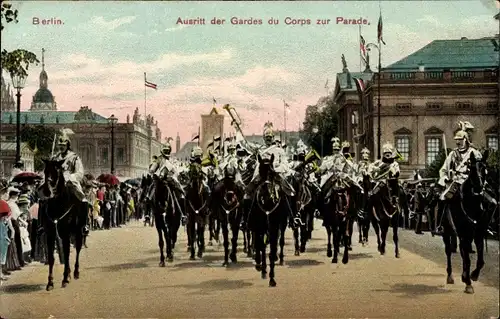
[356,147,372,179]
[292,140,321,192]
[52,129,86,203]
[188,145,211,194]
[369,142,401,196]
[147,141,184,199]
[245,123,295,199]
[318,137,347,189]
[438,121,482,201]
[218,141,245,190]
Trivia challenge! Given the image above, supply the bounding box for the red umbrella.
[97,173,119,186]
[11,172,43,184]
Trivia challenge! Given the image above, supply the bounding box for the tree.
[301,95,339,157]
[1,2,39,77]
[423,148,452,178]
[20,125,57,171]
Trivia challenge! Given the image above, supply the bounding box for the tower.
[201,107,224,152]
[175,132,181,153]
[31,48,57,111]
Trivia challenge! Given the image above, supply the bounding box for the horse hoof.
[300,246,305,253]
[61,281,69,288]
[294,250,300,256]
[342,256,348,264]
[197,251,203,258]
[167,256,174,263]
[208,241,213,246]
[279,260,284,266]
[348,246,352,251]
[74,271,80,280]
[189,256,196,261]
[46,283,54,291]
[327,250,333,258]
[261,272,267,279]
[470,270,479,281]
[269,278,277,287]
[255,264,262,272]
[464,285,474,294]
[446,276,455,284]
[230,254,237,263]
[332,257,338,264]
[361,242,365,247]
[222,261,229,267]
[395,252,400,258]
[159,261,165,267]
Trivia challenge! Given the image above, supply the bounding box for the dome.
[33,88,54,103]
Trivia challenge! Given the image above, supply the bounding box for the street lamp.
[10,72,27,169]
[366,43,382,159]
[108,114,118,175]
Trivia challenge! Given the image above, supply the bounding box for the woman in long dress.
[0,197,12,280]
[5,188,22,271]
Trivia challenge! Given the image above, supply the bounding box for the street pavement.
[1,220,498,319]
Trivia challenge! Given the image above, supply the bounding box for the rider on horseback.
[244,123,295,199]
[318,137,348,192]
[188,145,211,194]
[437,121,482,201]
[369,142,401,196]
[217,141,245,191]
[147,141,185,199]
[356,147,372,178]
[51,128,86,203]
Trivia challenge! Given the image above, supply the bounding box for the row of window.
[395,102,496,111]
[79,146,126,166]
[395,135,499,165]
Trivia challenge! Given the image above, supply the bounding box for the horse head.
[257,153,275,181]
[41,158,66,197]
[467,150,487,196]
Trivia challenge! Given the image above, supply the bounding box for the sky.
[1,0,499,144]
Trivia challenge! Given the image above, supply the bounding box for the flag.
[213,97,217,105]
[284,101,291,114]
[353,77,366,101]
[191,134,199,141]
[377,14,386,45]
[324,79,329,89]
[145,80,157,90]
[360,35,367,58]
[495,12,500,20]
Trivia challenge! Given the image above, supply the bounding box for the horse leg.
[208,215,214,246]
[188,220,196,260]
[215,218,221,244]
[222,220,229,266]
[243,227,248,253]
[197,219,205,259]
[392,215,400,258]
[156,225,166,266]
[332,223,340,263]
[73,230,83,280]
[342,219,350,264]
[293,227,300,256]
[470,233,485,281]
[261,237,268,279]
[358,217,363,244]
[61,234,71,287]
[247,230,254,258]
[45,230,56,291]
[442,232,454,284]
[371,207,382,251]
[230,215,239,263]
[379,220,388,255]
[362,214,370,244]
[347,218,354,250]
[459,237,474,293]
[300,214,307,253]
[165,221,173,262]
[326,226,333,257]
[269,226,278,287]
[278,225,285,265]
[254,234,262,271]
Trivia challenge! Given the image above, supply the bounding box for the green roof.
[336,71,373,91]
[385,37,499,71]
[1,110,109,125]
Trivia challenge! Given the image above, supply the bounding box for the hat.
[17,194,30,205]
[7,187,20,195]
[0,199,11,217]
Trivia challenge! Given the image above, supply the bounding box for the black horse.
[139,175,155,227]
[249,154,290,287]
[38,159,87,291]
[370,176,401,258]
[290,169,314,256]
[152,170,183,266]
[440,150,490,294]
[206,166,221,246]
[212,164,244,266]
[321,174,351,264]
[357,174,372,245]
[184,161,210,260]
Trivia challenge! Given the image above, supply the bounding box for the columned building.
[0,48,163,178]
[337,36,499,177]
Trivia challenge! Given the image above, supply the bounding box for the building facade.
[0,142,35,177]
[201,107,224,152]
[335,36,499,177]
[0,48,163,178]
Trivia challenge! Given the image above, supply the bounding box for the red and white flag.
[377,13,386,45]
[360,35,367,59]
[353,77,366,102]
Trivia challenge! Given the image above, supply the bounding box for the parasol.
[124,178,141,187]
[97,173,120,186]
[11,172,43,184]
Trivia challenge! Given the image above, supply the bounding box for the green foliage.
[1,2,39,77]
[301,96,339,157]
[423,148,452,178]
[20,125,57,171]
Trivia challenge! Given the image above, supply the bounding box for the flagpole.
[144,72,147,119]
[377,10,382,160]
[359,24,362,72]
[283,100,287,145]
[198,126,200,146]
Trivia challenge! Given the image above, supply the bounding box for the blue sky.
[1,1,498,142]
